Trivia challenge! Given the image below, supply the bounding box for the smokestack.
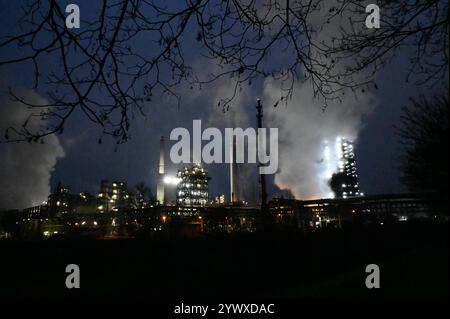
[256,99,268,212]
[156,136,165,205]
[229,111,238,203]
[229,137,238,203]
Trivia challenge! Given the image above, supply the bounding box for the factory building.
[97,180,131,213]
[47,182,71,215]
[176,164,209,207]
[333,138,363,198]
[339,138,362,197]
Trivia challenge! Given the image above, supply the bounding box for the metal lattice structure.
[176,164,209,207]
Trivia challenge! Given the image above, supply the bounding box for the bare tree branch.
[0,0,447,143]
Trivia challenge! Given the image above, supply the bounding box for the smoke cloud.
[0,90,65,210]
[260,1,379,199]
[264,80,375,199]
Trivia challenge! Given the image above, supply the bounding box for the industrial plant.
[0,101,446,241]
[176,164,209,207]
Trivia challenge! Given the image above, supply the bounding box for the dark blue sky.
[1,0,447,205]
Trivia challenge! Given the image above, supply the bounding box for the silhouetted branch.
[398,92,449,199]
[0,0,447,143]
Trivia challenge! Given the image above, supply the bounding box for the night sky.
[0,0,446,209]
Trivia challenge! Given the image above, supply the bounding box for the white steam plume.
[0,90,65,210]
[261,1,378,199]
[264,80,375,199]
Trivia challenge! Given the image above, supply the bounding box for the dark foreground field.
[0,222,448,299]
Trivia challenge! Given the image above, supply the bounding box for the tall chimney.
[229,136,236,203]
[229,111,238,203]
[156,136,165,205]
[256,99,268,212]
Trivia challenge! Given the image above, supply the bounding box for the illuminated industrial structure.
[176,164,209,206]
[97,180,131,213]
[336,138,362,198]
[47,182,73,215]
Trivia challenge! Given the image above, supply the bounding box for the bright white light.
[323,144,331,161]
[164,176,181,185]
